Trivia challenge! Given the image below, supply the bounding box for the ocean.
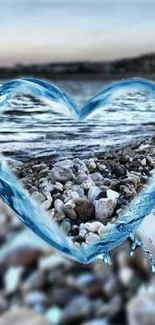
[0,79,155,162]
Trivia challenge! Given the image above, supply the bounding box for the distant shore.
[1,53,155,81]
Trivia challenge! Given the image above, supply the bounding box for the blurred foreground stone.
[0,307,48,325]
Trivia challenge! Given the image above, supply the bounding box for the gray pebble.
[89,173,103,184]
[95,198,117,223]
[51,166,74,183]
[88,186,102,203]
[54,199,64,212]
[31,191,45,204]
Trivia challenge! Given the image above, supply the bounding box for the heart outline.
[0,77,155,263]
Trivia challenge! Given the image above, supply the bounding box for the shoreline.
[1,72,155,82]
[9,135,155,247]
[7,134,155,166]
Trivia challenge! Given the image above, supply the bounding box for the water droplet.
[150,264,155,274]
[129,233,155,274]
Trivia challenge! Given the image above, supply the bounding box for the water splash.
[0,77,155,265]
[129,233,155,274]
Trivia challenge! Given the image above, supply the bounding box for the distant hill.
[1,53,155,80]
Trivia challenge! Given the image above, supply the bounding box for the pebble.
[107,189,120,199]
[0,308,49,325]
[51,166,74,183]
[54,182,64,192]
[46,306,62,325]
[95,198,117,223]
[85,233,100,245]
[75,198,95,224]
[31,191,45,204]
[21,270,45,292]
[41,199,52,210]
[4,266,24,294]
[60,220,71,235]
[39,253,71,271]
[38,167,49,177]
[81,178,95,191]
[54,199,64,212]
[84,221,103,233]
[127,292,155,325]
[6,248,41,267]
[89,173,103,184]
[74,172,88,184]
[55,211,66,221]
[59,295,92,324]
[55,159,74,168]
[64,204,77,220]
[82,320,108,325]
[67,190,79,201]
[88,186,102,203]
[24,291,47,307]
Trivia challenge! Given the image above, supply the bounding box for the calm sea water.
[0,80,155,161]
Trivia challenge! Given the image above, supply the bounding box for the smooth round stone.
[103,178,111,186]
[24,291,47,307]
[74,172,88,184]
[79,229,87,237]
[64,204,77,220]
[51,166,74,183]
[39,177,48,184]
[54,199,64,212]
[55,211,66,221]
[107,189,120,199]
[43,191,53,201]
[38,167,49,177]
[44,184,54,192]
[95,198,117,223]
[141,158,146,166]
[89,173,103,183]
[75,198,95,224]
[88,186,102,203]
[54,182,64,192]
[76,188,85,197]
[71,225,79,236]
[67,190,79,200]
[84,158,96,171]
[84,221,103,233]
[54,159,74,168]
[33,164,45,171]
[39,181,49,189]
[85,232,100,245]
[48,209,56,218]
[98,223,114,237]
[81,178,95,191]
[46,307,62,325]
[31,191,45,204]
[64,181,73,190]
[41,199,52,210]
[60,220,71,235]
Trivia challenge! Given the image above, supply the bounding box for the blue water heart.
[0,77,155,264]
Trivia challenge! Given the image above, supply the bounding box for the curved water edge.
[0,76,155,263]
[0,163,154,263]
[1,77,155,119]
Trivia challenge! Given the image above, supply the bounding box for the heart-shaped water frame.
[0,77,155,264]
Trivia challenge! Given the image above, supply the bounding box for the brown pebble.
[6,248,41,267]
[75,198,95,225]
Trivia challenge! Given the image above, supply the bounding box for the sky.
[0,0,155,66]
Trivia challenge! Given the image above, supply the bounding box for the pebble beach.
[0,133,154,325]
[9,135,155,248]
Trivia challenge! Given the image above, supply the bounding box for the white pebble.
[85,232,100,245]
[107,189,120,199]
